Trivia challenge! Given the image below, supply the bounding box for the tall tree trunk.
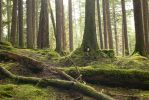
[32,0,36,48]
[69,0,73,51]
[102,0,108,49]
[0,0,2,42]
[142,0,149,52]
[37,0,49,49]
[112,0,118,55]
[7,0,11,41]
[106,0,113,49]
[55,0,63,53]
[97,0,103,49]
[18,0,24,48]
[48,0,56,38]
[62,0,66,51]
[81,0,99,51]
[133,0,148,57]
[10,0,18,46]
[26,0,33,48]
[121,0,129,56]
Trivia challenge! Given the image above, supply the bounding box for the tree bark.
[7,0,11,42]
[81,0,99,51]
[0,0,2,42]
[69,0,73,51]
[18,0,24,48]
[10,0,18,46]
[121,0,129,56]
[97,0,103,49]
[106,0,113,49]
[133,0,148,57]
[37,0,49,49]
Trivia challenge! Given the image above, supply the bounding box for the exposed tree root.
[0,66,114,100]
[64,68,149,89]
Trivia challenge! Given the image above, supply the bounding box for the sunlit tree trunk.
[62,0,66,51]
[106,0,113,49]
[121,0,129,56]
[112,0,118,55]
[97,0,103,49]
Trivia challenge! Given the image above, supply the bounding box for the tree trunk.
[69,0,73,51]
[18,0,24,48]
[48,0,56,38]
[10,0,18,46]
[97,0,103,49]
[121,0,129,56]
[55,0,63,53]
[102,0,108,49]
[81,0,99,51]
[106,0,113,49]
[37,0,49,49]
[7,0,11,42]
[112,0,118,55]
[26,0,34,48]
[62,0,66,51]
[133,0,148,57]
[0,0,2,42]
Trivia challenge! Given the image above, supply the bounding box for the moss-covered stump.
[64,67,149,89]
[0,66,114,100]
[0,41,13,51]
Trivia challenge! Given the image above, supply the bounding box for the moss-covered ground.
[1,42,149,99]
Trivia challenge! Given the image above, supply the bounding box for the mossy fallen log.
[0,66,114,100]
[64,67,149,89]
[0,51,44,73]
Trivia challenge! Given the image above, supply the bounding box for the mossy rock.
[101,49,115,58]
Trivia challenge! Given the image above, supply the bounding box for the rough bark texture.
[106,0,113,49]
[0,0,2,42]
[0,66,114,100]
[112,0,118,55]
[97,0,103,49]
[10,0,18,46]
[7,0,11,41]
[69,0,73,51]
[55,0,63,53]
[18,0,24,48]
[121,0,129,56]
[81,0,99,51]
[26,0,34,48]
[37,0,49,49]
[102,0,108,49]
[133,0,148,57]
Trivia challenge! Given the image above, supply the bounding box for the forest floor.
[1,42,149,100]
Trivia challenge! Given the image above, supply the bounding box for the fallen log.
[0,66,114,100]
[64,67,149,89]
[0,51,44,73]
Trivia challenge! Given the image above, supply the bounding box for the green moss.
[0,42,13,51]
